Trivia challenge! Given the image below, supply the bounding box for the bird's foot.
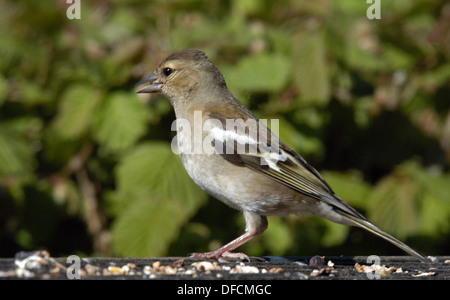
[190,250,250,263]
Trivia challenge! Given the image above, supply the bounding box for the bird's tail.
[340,211,430,264]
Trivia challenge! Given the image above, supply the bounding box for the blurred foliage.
[0,0,449,258]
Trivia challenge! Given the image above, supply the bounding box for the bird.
[136,49,429,263]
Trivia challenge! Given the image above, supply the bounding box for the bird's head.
[136,49,227,103]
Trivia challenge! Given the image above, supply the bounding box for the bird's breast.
[179,152,314,216]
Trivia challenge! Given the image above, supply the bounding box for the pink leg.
[190,212,268,261]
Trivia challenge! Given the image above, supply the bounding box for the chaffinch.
[136,49,428,263]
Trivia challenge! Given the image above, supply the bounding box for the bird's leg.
[190,231,254,262]
[190,212,268,262]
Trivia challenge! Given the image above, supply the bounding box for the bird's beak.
[136,72,163,93]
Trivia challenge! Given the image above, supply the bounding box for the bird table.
[1,250,448,281]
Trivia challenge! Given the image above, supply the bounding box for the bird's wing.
[206,111,365,220]
[205,110,430,263]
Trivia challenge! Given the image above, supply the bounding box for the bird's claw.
[190,251,250,262]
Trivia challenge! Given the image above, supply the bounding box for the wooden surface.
[0,250,448,280]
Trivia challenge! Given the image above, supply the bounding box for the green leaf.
[399,161,450,236]
[321,222,350,247]
[366,161,450,239]
[322,171,372,209]
[367,172,420,238]
[334,0,369,14]
[19,81,53,106]
[400,161,450,206]
[0,127,35,180]
[111,194,189,257]
[342,24,388,73]
[115,142,207,210]
[419,192,450,236]
[221,53,290,93]
[52,85,101,139]
[353,96,375,128]
[293,30,330,105]
[263,217,292,255]
[276,117,323,157]
[421,64,450,90]
[0,74,7,106]
[383,45,415,70]
[232,0,261,15]
[93,92,149,152]
[111,142,208,256]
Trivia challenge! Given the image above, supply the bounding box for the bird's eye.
[163,68,173,76]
